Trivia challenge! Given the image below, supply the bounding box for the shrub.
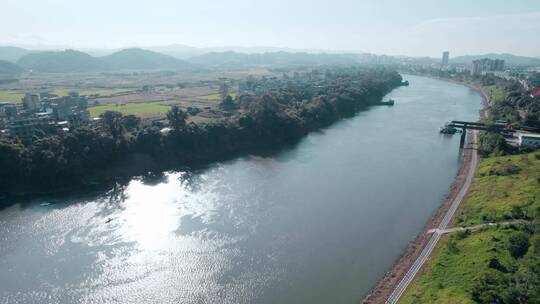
[506,232,530,259]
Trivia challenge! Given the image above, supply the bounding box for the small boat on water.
[105,218,114,224]
[39,201,55,207]
[439,123,459,134]
[378,99,395,106]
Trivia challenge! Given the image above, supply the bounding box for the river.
[0,75,482,304]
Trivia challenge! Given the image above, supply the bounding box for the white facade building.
[518,133,540,147]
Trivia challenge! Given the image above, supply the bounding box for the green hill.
[17,49,108,73]
[101,48,192,70]
[401,152,540,303]
[0,60,24,77]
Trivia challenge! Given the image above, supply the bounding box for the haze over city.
[2,0,540,57]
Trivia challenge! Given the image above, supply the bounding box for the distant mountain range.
[100,48,192,70]
[0,44,539,75]
[0,47,365,74]
[17,50,109,73]
[188,51,360,67]
[12,48,193,73]
[451,53,540,67]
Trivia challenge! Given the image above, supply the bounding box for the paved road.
[385,131,478,304]
[428,219,530,235]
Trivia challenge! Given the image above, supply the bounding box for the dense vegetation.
[401,152,540,304]
[477,74,540,157]
[430,71,540,157]
[0,67,402,196]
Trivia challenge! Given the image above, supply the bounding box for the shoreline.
[361,77,488,304]
[1,81,405,202]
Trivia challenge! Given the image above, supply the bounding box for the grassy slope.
[400,152,540,303]
[89,102,170,117]
[482,85,507,104]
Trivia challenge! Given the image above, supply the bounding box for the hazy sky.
[2,0,539,57]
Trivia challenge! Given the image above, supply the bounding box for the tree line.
[0,67,403,196]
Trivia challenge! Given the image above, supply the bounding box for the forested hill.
[17,50,108,73]
[15,48,193,73]
[0,60,24,77]
[100,48,193,70]
[0,67,403,197]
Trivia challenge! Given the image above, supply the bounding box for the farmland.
[53,87,136,97]
[89,102,170,118]
[196,92,237,101]
[0,90,24,103]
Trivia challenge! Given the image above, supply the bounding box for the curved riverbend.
[0,75,482,304]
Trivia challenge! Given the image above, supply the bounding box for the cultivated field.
[0,90,24,103]
[0,68,273,120]
[89,102,171,118]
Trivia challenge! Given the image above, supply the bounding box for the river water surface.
[0,75,481,304]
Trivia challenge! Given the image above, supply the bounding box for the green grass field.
[400,152,540,303]
[89,102,170,118]
[456,153,540,226]
[53,88,135,97]
[0,90,24,103]
[196,92,237,101]
[401,227,518,304]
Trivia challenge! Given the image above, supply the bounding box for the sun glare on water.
[115,176,185,250]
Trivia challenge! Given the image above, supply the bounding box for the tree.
[0,139,26,193]
[121,114,141,131]
[507,232,530,259]
[219,83,229,100]
[220,95,236,111]
[479,132,507,157]
[101,111,124,141]
[470,271,507,304]
[166,105,187,132]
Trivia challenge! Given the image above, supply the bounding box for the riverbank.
[399,152,540,303]
[361,79,487,304]
[0,74,484,304]
[0,70,405,200]
[362,132,477,304]
[436,77,490,119]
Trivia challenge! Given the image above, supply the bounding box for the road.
[385,131,478,304]
[427,219,530,235]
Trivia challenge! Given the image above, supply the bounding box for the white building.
[517,133,540,147]
[22,93,41,112]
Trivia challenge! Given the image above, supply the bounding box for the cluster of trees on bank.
[0,67,402,196]
[429,71,540,157]
[477,75,540,157]
[470,212,540,303]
